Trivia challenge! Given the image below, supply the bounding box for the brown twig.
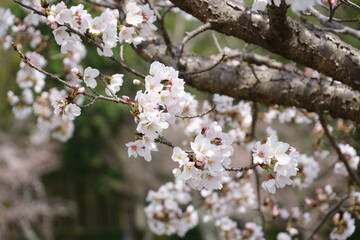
[14,0,46,16]
[175,104,216,119]
[173,22,212,69]
[155,135,175,148]
[225,163,261,172]
[179,52,226,76]
[83,0,117,9]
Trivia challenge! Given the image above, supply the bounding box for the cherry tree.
[1,0,360,239]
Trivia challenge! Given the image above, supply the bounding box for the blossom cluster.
[305,184,336,212]
[144,181,198,237]
[349,190,360,219]
[262,106,317,125]
[126,61,187,161]
[119,2,157,46]
[330,211,355,240]
[32,87,82,142]
[172,122,234,190]
[0,8,15,39]
[334,144,359,176]
[201,173,256,221]
[252,135,299,194]
[215,217,265,240]
[48,1,156,59]
[16,51,46,93]
[0,138,73,239]
[178,94,252,144]
[293,154,320,189]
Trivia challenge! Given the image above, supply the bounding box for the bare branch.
[173,22,212,69]
[137,36,360,123]
[225,163,261,172]
[308,7,360,39]
[176,104,216,119]
[180,52,226,76]
[169,0,360,90]
[339,0,360,10]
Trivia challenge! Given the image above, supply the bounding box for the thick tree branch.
[137,36,360,123]
[169,0,360,90]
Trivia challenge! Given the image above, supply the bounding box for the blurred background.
[0,0,359,240]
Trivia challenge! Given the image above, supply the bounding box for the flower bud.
[71,68,79,75]
[133,79,144,85]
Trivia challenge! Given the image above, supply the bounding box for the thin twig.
[179,52,226,76]
[173,22,212,69]
[175,104,216,119]
[14,0,46,16]
[339,0,360,10]
[83,0,117,9]
[225,163,261,172]
[211,31,222,53]
[318,113,360,185]
[155,135,175,148]
[308,195,349,240]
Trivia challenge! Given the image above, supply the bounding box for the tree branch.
[136,36,360,123]
[169,0,360,90]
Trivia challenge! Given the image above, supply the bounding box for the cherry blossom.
[252,135,299,194]
[145,181,198,237]
[330,212,355,240]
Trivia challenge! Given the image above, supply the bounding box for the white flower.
[83,67,99,88]
[172,147,189,164]
[53,26,71,45]
[262,179,277,194]
[62,103,81,120]
[253,141,272,164]
[105,74,123,96]
[334,144,359,176]
[277,232,292,240]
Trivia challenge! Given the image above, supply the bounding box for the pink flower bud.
[322,0,336,5]
[133,79,144,85]
[201,125,208,135]
[71,68,79,75]
[122,95,132,104]
[195,160,205,167]
[77,87,85,94]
